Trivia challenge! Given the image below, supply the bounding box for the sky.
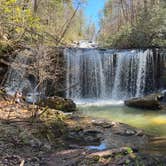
[84,0,106,31]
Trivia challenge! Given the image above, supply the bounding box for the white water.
[65,48,160,104]
[4,50,39,101]
[5,51,33,95]
[136,50,149,97]
[4,48,165,104]
[75,99,124,107]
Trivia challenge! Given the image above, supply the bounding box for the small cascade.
[5,50,35,96]
[112,50,138,99]
[65,49,106,99]
[65,48,164,101]
[136,50,149,97]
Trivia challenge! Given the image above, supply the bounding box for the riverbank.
[0,92,166,165]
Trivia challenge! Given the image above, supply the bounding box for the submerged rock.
[39,96,77,112]
[124,93,163,110]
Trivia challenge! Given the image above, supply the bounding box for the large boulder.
[39,96,77,112]
[124,93,163,110]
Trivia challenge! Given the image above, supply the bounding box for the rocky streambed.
[0,91,166,166]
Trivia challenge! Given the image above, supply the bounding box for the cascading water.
[111,50,139,99]
[136,50,149,97]
[4,50,39,102]
[4,48,165,103]
[5,52,32,95]
[65,48,162,102]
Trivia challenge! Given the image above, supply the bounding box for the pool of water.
[79,102,166,155]
[79,103,166,137]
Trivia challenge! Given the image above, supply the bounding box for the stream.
[64,48,166,155]
[78,101,166,155]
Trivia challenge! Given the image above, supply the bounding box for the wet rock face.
[0,54,8,84]
[67,128,103,146]
[124,93,163,110]
[39,96,77,112]
[0,65,7,83]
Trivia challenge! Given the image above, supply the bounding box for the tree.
[85,22,96,41]
[0,0,87,48]
[0,0,87,96]
[98,0,166,48]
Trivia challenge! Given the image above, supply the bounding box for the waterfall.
[5,52,32,95]
[4,47,165,103]
[65,48,162,101]
[65,49,106,99]
[4,50,44,103]
[112,50,138,99]
[136,50,149,97]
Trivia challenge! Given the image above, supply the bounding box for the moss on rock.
[39,96,77,112]
[32,109,67,145]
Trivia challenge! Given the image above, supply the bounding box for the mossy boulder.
[39,96,77,112]
[124,93,163,110]
[34,109,66,144]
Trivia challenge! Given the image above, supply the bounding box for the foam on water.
[75,99,124,107]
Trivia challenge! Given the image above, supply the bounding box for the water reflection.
[80,104,166,155]
[80,105,166,136]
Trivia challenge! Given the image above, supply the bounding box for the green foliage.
[130,6,166,48]
[36,109,66,143]
[0,0,41,42]
[99,0,166,48]
[104,24,133,48]
[126,147,133,154]
[0,0,86,47]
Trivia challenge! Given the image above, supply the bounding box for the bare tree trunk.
[33,0,41,13]
[120,0,128,22]
[57,3,81,44]
[130,0,134,25]
[144,0,148,13]
[33,0,38,13]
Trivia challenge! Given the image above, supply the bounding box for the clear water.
[79,102,166,154]
[79,103,166,137]
[86,143,107,151]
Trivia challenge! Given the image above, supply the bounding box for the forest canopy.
[98,0,166,48]
[0,0,88,50]
[0,0,165,50]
